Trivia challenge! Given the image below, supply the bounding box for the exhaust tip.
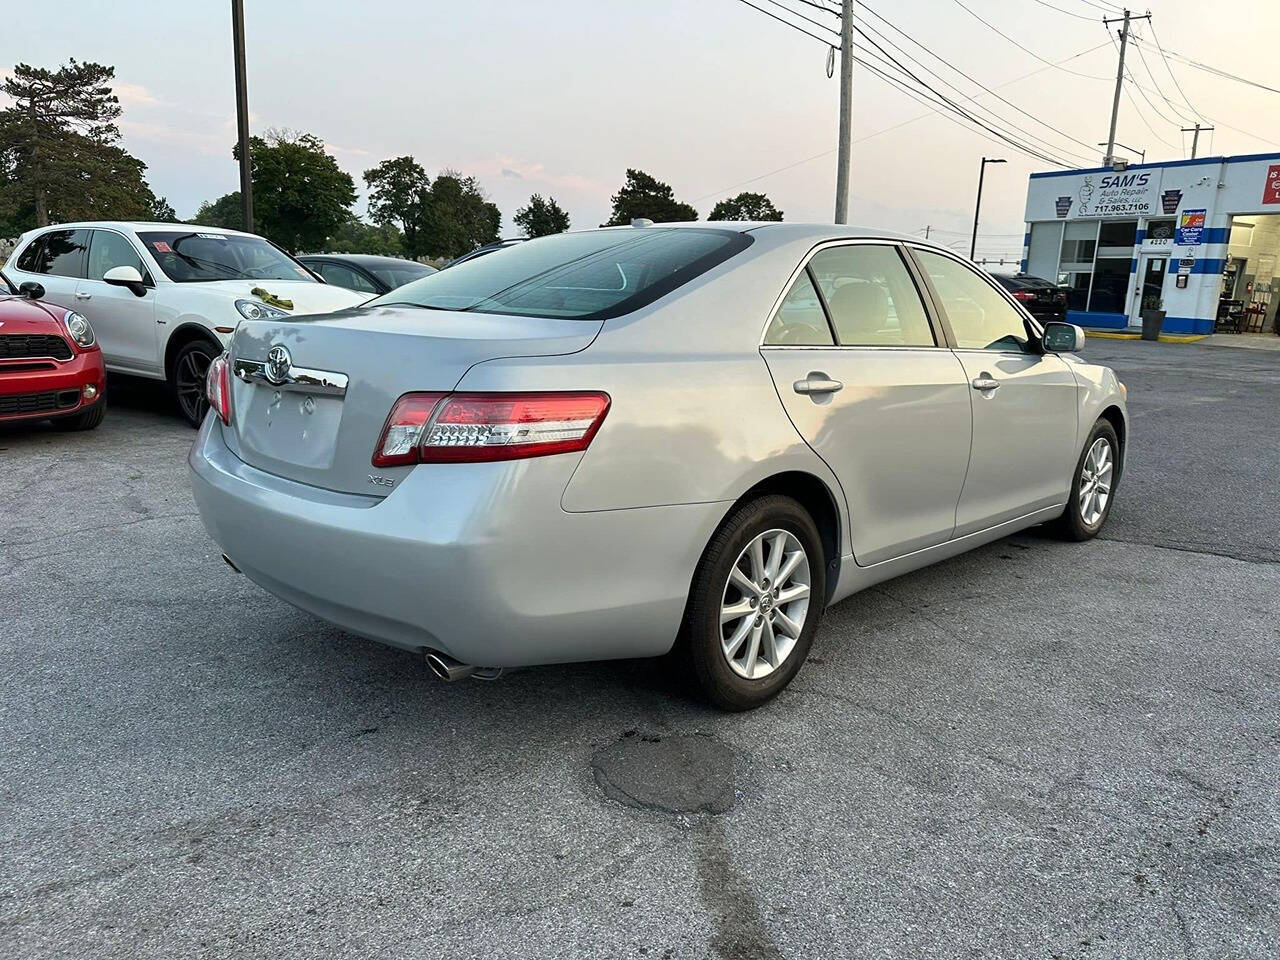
[221,553,241,574]
[424,650,476,683]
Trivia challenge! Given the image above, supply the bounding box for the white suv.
[3,222,368,425]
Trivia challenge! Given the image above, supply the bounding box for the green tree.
[232,130,356,251]
[149,195,177,222]
[513,193,570,237]
[324,216,405,256]
[364,156,429,256]
[191,191,242,230]
[708,191,783,222]
[419,170,500,260]
[0,59,163,228]
[603,169,697,226]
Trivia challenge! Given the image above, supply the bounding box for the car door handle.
[74,291,92,301]
[971,374,1000,392]
[793,373,843,396]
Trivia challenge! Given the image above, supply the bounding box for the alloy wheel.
[176,348,212,424]
[1078,436,1114,526]
[719,528,811,680]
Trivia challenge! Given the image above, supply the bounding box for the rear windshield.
[369,260,436,289]
[370,228,752,320]
[138,231,316,283]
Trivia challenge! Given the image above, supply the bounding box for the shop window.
[1060,221,1098,270]
[1098,220,1138,248]
[1089,257,1132,313]
[1060,271,1091,311]
[1026,221,1063,281]
[1146,219,1175,242]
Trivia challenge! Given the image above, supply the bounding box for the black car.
[991,273,1069,322]
[440,238,527,270]
[298,254,436,295]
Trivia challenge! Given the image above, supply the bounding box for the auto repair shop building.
[1021,152,1280,334]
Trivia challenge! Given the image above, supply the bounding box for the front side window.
[371,228,751,320]
[764,270,834,346]
[315,262,377,294]
[87,230,146,282]
[808,245,935,347]
[22,229,89,277]
[915,249,1031,352]
[138,231,316,283]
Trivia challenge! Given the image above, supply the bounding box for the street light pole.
[970,157,1005,261]
[833,0,853,224]
[231,0,254,232]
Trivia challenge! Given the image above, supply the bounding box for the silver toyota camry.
[190,223,1127,710]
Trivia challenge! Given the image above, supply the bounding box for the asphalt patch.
[592,731,737,814]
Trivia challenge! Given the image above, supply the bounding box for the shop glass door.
[1132,254,1168,323]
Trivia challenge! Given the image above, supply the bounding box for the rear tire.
[53,397,106,431]
[682,495,827,711]
[1050,418,1119,541]
[171,340,218,428]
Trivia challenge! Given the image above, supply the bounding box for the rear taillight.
[1012,290,1034,301]
[206,352,233,425]
[373,391,611,466]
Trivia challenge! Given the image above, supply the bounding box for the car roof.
[22,221,258,238]
[299,254,432,268]
[594,220,935,248]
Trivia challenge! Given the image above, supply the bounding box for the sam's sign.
[1078,172,1159,217]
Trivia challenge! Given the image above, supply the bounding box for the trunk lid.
[223,305,602,494]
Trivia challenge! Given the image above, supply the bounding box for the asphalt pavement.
[1,340,1277,959]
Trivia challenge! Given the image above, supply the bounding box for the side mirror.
[1042,321,1085,354]
[103,264,147,297]
[18,280,45,300]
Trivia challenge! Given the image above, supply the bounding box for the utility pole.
[1181,123,1214,159]
[833,0,853,224]
[231,0,254,232]
[1102,9,1151,166]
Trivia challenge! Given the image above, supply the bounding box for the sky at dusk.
[9,0,1278,261]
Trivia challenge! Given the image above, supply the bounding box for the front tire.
[1051,418,1119,541]
[683,495,827,711]
[171,340,218,428]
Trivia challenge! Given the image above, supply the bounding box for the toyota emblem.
[265,345,291,384]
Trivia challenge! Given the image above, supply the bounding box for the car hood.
[0,294,67,334]
[183,279,370,315]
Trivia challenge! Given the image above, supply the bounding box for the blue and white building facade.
[1021,152,1280,334]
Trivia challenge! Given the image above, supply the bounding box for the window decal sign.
[1264,165,1280,204]
[1176,209,1206,245]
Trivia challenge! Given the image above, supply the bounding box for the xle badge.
[368,475,395,488]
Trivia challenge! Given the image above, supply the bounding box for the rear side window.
[16,237,45,272]
[808,245,935,347]
[87,230,146,282]
[915,249,1031,352]
[315,261,378,294]
[764,271,834,346]
[372,228,752,320]
[20,229,89,277]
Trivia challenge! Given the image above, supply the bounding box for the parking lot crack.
[1096,535,1280,566]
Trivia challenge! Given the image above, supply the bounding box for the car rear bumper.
[0,350,106,423]
[188,417,727,667]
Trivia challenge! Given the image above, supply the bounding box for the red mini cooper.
[0,270,106,430]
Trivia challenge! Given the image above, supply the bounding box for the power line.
[1131,35,1280,97]
[1027,0,1101,21]
[854,3,1100,160]
[944,0,1113,80]
[735,0,1087,168]
[1127,23,1197,124]
[758,0,840,36]
[1145,19,1202,120]
[690,39,1112,203]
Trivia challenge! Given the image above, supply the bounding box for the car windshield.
[370,228,750,320]
[368,260,435,289]
[138,231,316,283]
